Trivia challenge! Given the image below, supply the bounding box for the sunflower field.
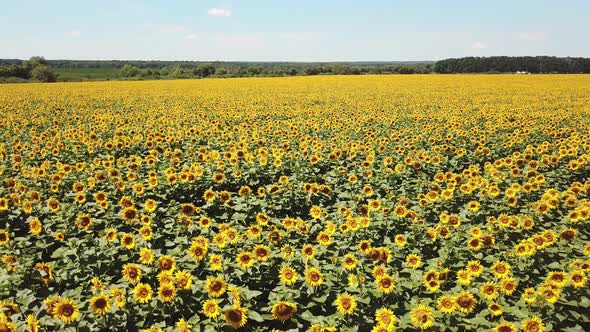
[1,75,590,332]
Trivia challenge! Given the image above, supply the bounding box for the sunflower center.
[227,309,242,322]
[277,304,292,315]
[340,298,351,309]
[210,281,222,292]
[95,298,107,309]
[62,304,74,316]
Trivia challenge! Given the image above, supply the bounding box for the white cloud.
[518,32,546,41]
[471,41,487,49]
[184,33,198,40]
[208,8,232,17]
[70,30,81,37]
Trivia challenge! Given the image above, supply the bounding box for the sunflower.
[410,304,435,329]
[139,248,154,265]
[224,306,248,329]
[122,263,142,284]
[202,299,221,319]
[310,205,322,219]
[144,199,157,213]
[521,316,545,332]
[105,228,117,242]
[89,294,110,315]
[55,232,65,241]
[121,207,139,223]
[491,261,511,279]
[154,271,173,287]
[34,262,53,284]
[158,282,176,302]
[238,186,252,196]
[376,275,396,294]
[45,296,61,316]
[236,251,255,269]
[480,282,498,300]
[466,260,484,277]
[175,271,193,290]
[180,203,196,216]
[372,265,388,279]
[317,231,332,246]
[359,239,372,252]
[133,283,153,304]
[493,321,517,332]
[437,294,456,314]
[488,302,503,316]
[0,198,8,211]
[500,277,517,295]
[74,214,93,231]
[120,233,135,250]
[208,254,223,271]
[54,298,79,324]
[205,277,227,298]
[342,254,358,271]
[363,185,374,197]
[139,224,153,241]
[570,270,588,288]
[46,198,61,213]
[189,242,208,262]
[158,255,176,272]
[281,244,295,259]
[110,288,126,308]
[375,307,396,326]
[26,314,39,332]
[253,244,271,261]
[247,225,262,239]
[279,265,298,285]
[175,318,191,332]
[0,230,9,246]
[203,188,217,202]
[455,291,477,314]
[0,313,16,331]
[334,293,357,316]
[467,200,480,212]
[256,213,270,226]
[539,286,560,303]
[28,217,43,236]
[304,267,324,287]
[546,271,568,287]
[1,255,16,272]
[522,287,537,304]
[212,172,225,184]
[406,254,422,269]
[467,237,482,251]
[271,301,297,321]
[302,244,316,259]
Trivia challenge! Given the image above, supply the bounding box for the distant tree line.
[0,59,434,82]
[2,56,590,83]
[434,56,590,74]
[0,56,57,83]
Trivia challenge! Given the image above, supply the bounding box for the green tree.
[26,56,49,68]
[119,65,141,77]
[31,65,57,82]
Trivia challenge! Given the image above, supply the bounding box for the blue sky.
[1,0,588,61]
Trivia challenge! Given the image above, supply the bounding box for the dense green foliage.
[2,56,590,83]
[0,59,433,82]
[434,56,590,74]
[0,56,58,82]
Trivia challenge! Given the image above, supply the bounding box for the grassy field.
[0,75,590,331]
[55,67,120,81]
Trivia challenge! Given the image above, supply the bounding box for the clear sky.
[1,0,588,61]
